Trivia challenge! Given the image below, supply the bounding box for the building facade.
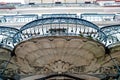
[0,1,120,80]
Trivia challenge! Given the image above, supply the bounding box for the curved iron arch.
[0,26,19,50]
[20,17,100,31]
[101,24,120,47]
[0,26,19,31]
[13,17,106,45]
[101,25,120,35]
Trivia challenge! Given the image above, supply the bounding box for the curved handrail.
[13,17,106,45]
[0,26,19,50]
[20,17,100,30]
[101,24,120,47]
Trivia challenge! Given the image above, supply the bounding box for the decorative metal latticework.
[0,26,19,80]
[13,17,106,45]
[0,26,19,50]
[0,17,120,80]
[101,25,120,47]
[0,17,120,48]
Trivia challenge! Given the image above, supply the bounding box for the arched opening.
[35,73,85,80]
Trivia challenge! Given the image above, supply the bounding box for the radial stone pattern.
[13,36,105,76]
[0,48,18,77]
[1,18,120,80]
[0,48,11,71]
[11,17,113,80]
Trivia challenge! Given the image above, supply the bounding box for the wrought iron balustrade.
[13,17,106,45]
[0,26,19,50]
[101,25,120,47]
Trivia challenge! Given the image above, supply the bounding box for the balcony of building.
[0,17,120,80]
